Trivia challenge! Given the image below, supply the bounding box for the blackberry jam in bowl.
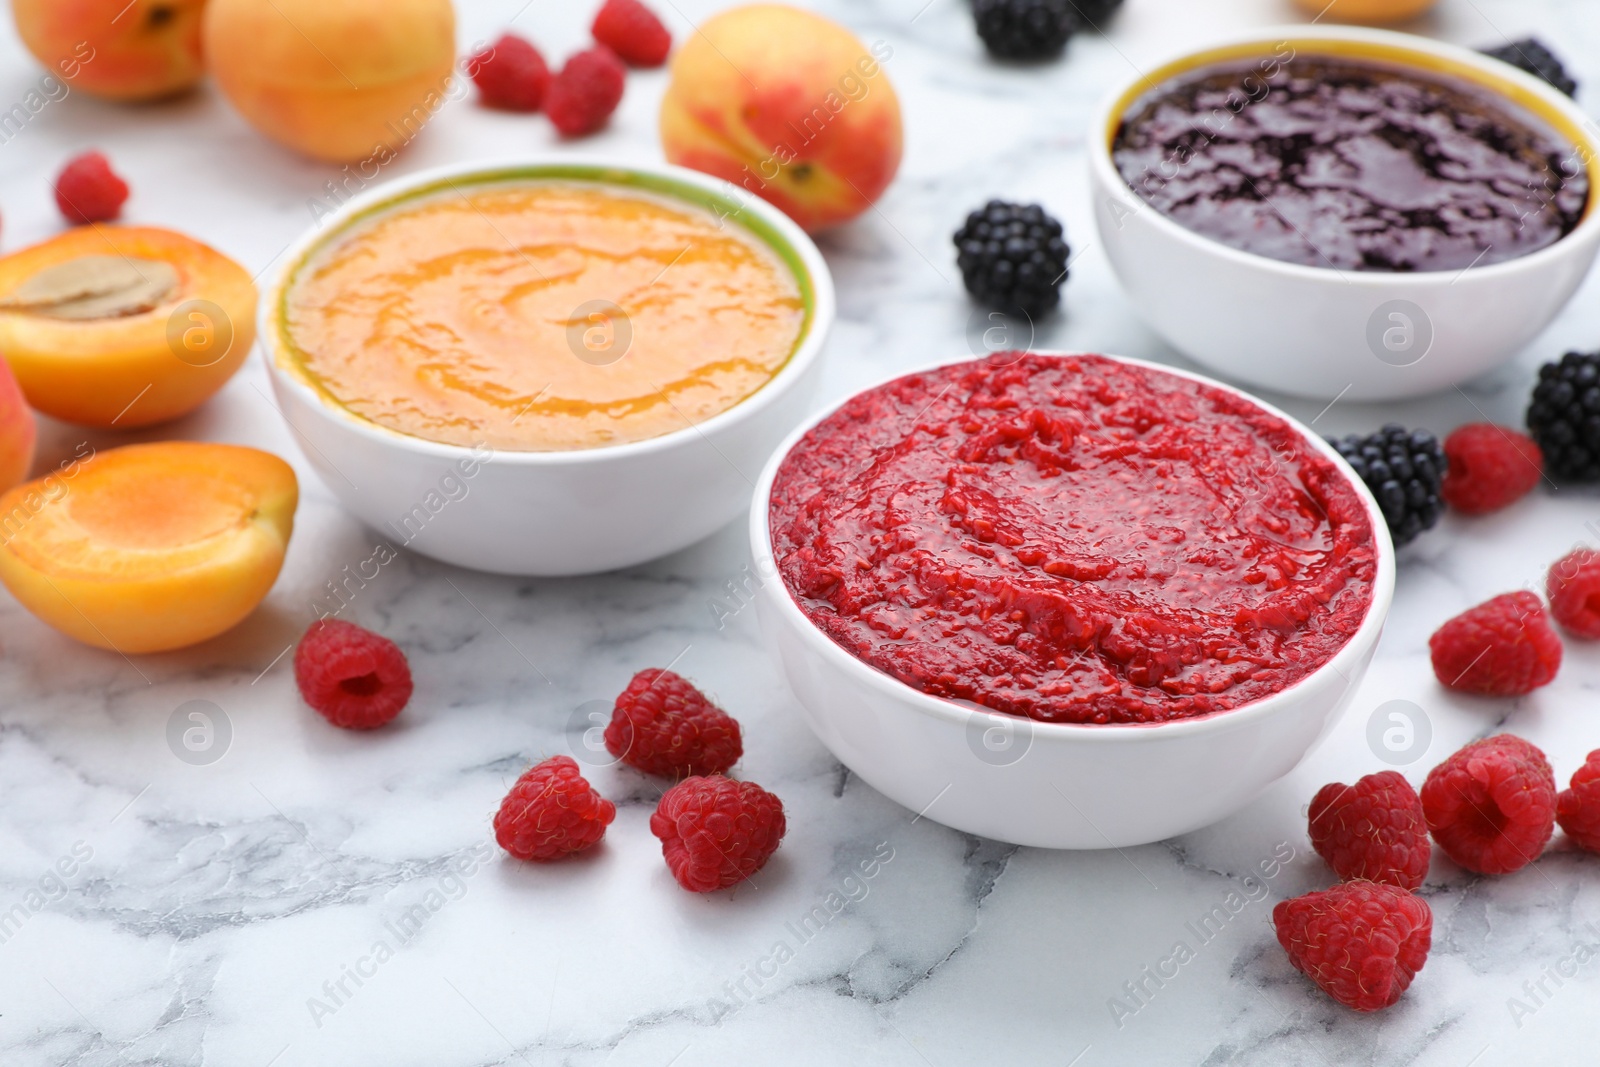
[1089,26,1600,401]
[750,353,1395,848]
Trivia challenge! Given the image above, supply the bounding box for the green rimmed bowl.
[260,159,835,576]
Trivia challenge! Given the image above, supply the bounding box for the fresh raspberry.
[1440,423,1543,514]
[468,33,551,111]
[1547,549,1600,639]
[1308,771,1430,891]
[1273,880,1432,1012]
[494,755,616,861]
[1557,749,1600,852]
[294,619,413,729]
[1421,734,1556,874]
[592,0,672,67]
[604,668,742,778]
[546,47,626,137]
[650,775,785,892]
[54,151,130,225]
[1428,591,1561,696]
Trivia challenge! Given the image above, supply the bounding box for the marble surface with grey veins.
[1,0,1599,1063]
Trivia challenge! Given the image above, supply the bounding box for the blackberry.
[1526,350,1600,482]
[1328,425,1445,547]
[1071,0,1125,25]
[1479,38,1578,98]
[953,200,1070,316]
[973,0,1079,61]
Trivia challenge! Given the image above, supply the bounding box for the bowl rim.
[1087,23,1600,285]
[258,156,836,466]
[749,351,1398,742]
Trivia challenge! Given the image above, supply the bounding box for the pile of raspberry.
[493,668,785,891]
[291,622,785,891]
[466,0,671,137]
[1425,548,1600,698]
[1279,731,1600,1012]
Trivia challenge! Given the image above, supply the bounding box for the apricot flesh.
[203,0,458,162]
[11,0,206,102]
[0,442,298,653]
[0,357,35,494]
[0,226,256,429]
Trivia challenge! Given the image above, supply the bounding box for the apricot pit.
[0,226,257,428]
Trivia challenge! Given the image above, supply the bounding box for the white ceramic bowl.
[750,354,1396,849]
[1090,26,1600,402]
[260,159,834,576]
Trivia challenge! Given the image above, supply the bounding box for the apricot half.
[0,226,257,428]
[0,357,35,494]
[0,442,297,653]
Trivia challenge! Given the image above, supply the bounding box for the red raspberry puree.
[769,355,1377,725]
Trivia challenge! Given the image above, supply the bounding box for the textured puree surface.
[770,355,1377,724]
[284,181,806,450]
[1113,55,1589,272]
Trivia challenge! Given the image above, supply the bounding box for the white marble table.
[1,0,1599,1063]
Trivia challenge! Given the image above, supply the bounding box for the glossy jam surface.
[1113,55,1589,272]
[285,181,806,451]
[770,355,1377,725]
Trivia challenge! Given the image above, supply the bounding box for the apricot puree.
[283,181,808,450]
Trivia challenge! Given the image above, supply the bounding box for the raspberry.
[1557,750,1600,852]
[1547,549,1600,639]
[1308,771,1430,891]
[494,756,616,861]
[650,775,785,892]
[1439,423,1543,515]
[592,0,672,68]
[294,619,413,729]
[54,151,130,225]
[1428,591,1561,697]
[1273,881,1432,1012]
[604,668,742,778]
[1421,734,1556,875]
[468,33,551,111]
[546,47,626,137]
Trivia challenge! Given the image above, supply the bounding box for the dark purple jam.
[1112,54,1590,272]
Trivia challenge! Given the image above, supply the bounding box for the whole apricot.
[0,226,256,429]
[0,442,298,653]
[204,0,458,163]
[11,0,206,102]
[0,358,35,494]
[1291,0,1438,23]
[660,4,903,232]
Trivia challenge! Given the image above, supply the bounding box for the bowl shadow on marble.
[748,353,1397,850]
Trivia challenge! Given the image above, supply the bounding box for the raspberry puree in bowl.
[768,354,1378,725]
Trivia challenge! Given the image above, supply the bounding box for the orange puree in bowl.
[283,181,807,451]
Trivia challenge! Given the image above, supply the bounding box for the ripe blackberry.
[1480,38,1577,98]
[1328,425,1445,547]
[1526,351,1600,482]
[1072,0,1125,24]
[953,200,1070,316]
[972,0,1079,61]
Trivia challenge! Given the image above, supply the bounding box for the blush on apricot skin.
[659,4,903,232]
[0,442,297,653]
